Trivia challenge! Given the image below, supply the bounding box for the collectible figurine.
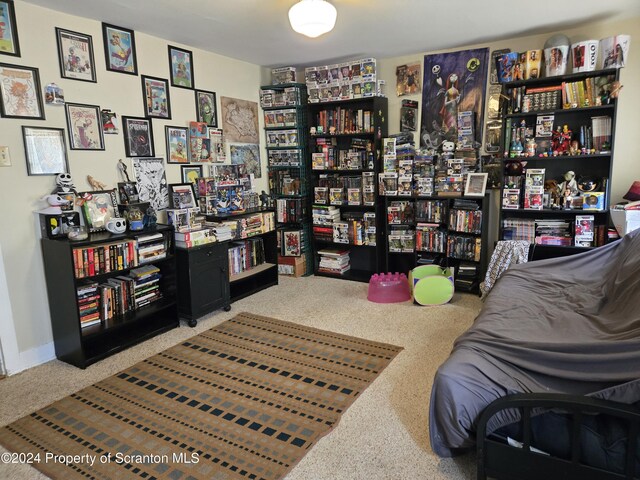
[143,206,157,228]
[558,170,579,198]
[563,187,573,209]
[87,175,107,191]
[259,190,270,208]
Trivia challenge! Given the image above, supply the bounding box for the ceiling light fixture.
[288,0,337,38]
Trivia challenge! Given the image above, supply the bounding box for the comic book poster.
[420,48,489,150]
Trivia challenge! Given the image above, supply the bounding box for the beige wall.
[377,16,640,203]
[0,2,265,358]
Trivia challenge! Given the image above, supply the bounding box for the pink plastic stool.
[367,272,411,303]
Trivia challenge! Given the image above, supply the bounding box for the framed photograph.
[181,165,203,198]
[65,103,104,150]
[122,116,154,157]
[22,126,68,176]
[165,125,188,163]
[168,45,194,89]
[169,183,197,209]
[79,189,119,232]
[195,89,217,127]
[0,1,20,57]
[101,22,137,75]
[132,157,169,210]
[0,63,44,119]
[141,75,171,119]
[117,181,139,204]
[55,28,96,83]
[464,172,488,197]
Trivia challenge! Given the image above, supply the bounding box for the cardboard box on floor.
[278,255,306,277]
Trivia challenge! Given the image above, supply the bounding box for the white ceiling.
[24,0,640,67]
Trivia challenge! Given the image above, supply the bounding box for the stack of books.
[415,223,446,253]
[228,238,265,276]
[455,262,479,292]
[317,249,350,275]
[312,205,340,226]
[77,283,100,328]
[534,219,572,246]
[129,265,163,308]
[136,232,167,264]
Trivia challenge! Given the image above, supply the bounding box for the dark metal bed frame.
[476,393,640,480]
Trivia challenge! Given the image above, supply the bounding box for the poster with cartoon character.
[420,48,489,151]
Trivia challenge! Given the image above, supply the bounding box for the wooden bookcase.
[499,68,619,249]
[307,96,388,282]
[41,225,178,368]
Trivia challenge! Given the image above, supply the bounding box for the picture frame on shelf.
[0,63,44,119]
[22,126,69,176]
[195,89,217,127]
[122,116,154,157]
[165,125,188,163]
[464,172,488,197]
[168,45,194,89]
[180,165,203,199]
[117,181,139,204]
[141,75,171,119]
[79,189,119,232]
[55,28,96,83]
[65,102,104,150]
[0,0,21,57]
[101,22,137,75]
[168,183,198,209]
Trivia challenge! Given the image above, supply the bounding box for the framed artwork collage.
[1,0,227,208]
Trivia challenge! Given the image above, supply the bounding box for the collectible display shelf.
[41,225,178,368]
[308,96,388,282]
[499,68,619,249]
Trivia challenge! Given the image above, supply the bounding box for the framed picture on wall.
[181,164,203,198]
[0,0,21,57]
[101,22,137,75]
[141,75,171,119]
[65,102,104,150]
[168,45,194,89]
[464,172,488,197]
[122,116,154,157]
[0,63,44,119]
[55,28,96,82]
[195,89,217,127]
[165,125,188,163]
[22,126,69,175]
[132,157,169,210]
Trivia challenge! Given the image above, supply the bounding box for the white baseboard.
[7,342,56,375]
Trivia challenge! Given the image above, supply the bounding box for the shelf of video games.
[260,83,314,277]
[379,132,490,293]
[499,68,620,249]
[41,225,178,368]
[167,164,278,305]
[307,93,388,283]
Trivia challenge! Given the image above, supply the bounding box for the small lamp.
[288,0,337,38]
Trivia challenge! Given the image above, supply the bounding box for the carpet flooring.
[0,312,402,479]
[0,275,482,479]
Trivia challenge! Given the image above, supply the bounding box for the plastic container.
[367,272,411,303]
[409,265,455,306]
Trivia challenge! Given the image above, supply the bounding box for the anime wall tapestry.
[420,48,489,150]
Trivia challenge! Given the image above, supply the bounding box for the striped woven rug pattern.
[0,312,402,479]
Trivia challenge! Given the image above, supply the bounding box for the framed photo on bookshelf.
[0,63,44,119]
[141,75,171,119]
[181,165,203,198]
[168,45,194,89]
[22,126,68,175]
[65,103,104,150]
[165,125,188,163]
[195,89,217,127]
[0,0,21,57]
[101,23,137,75]
[79,189,119,232]
[168,183,197,209]
[55,28,96,83]
[464,172,488,197]
[122,116,154,157]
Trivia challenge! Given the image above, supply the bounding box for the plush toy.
[51,173,77,196]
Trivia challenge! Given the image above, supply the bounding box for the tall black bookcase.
[260,83,314,276]
[307,96,388,282]
[499,68,619,249]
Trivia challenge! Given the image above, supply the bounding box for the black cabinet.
[176,242,230,327]
[41,225,178,369]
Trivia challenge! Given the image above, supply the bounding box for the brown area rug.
[0,312,402,479]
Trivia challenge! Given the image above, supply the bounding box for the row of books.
[174,212,275,249]
[228,238,265,277]
[448,208,483,234]
[137,232,167,264]
[269,169,302,196]
[275,198,307,224]
[387,227,481,259]
[317,249,351,275]
[73,240,138,279]
[415,224,446,253]
[502,217,608,247]
[447,235,482,262]
[312,138,374,170]
[312,108,375,135]
[267,149,301,167]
